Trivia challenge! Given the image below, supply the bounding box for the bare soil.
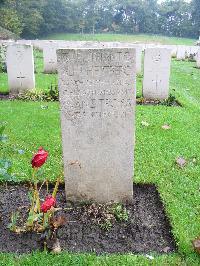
[0,183,177,254]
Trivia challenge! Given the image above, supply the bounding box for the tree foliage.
[0,0,199,39]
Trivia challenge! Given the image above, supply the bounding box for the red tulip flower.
[31,147,48,168]
[41,195,56,213]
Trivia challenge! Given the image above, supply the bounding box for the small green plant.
[8,212,20,232]
[17,83,59,102]
[187,53,196,62]
[0,158,16,182]
[83,202,129,231]
[48,83,59,101]
[112,203,129,222]
[161,93,181,106]
[0,45,7,73]
[100,220,113,230]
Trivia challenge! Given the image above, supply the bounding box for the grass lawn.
[0,41,200,264]
[43,33,196,46]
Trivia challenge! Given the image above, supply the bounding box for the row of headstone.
[4,42,172,100]
[4,41,200,99]
[2,38,200,70]
[2,38,199,58]
[5,43,171,100]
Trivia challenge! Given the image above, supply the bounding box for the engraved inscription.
[59,50,135,122]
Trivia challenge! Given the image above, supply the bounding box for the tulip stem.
[46,179,49,193]
[32,167,38,191]
[52,176,60,198]
[32,167,41,213]
[39,180,46,193]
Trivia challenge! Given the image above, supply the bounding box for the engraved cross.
[17,72,26,87]
[49,60,55,64]
[152,74,160,90]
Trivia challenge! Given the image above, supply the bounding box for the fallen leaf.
[192,158,197,164]
[47,237,61,253]
[192,237,200,254]
[163,246,171,253]
[176,157,187,168]
[52,238,62,254]
[162,124,171,130]
[145,254,154,260]
[50,216,67,229]
[141,121,149,127]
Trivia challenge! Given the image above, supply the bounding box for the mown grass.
[0,252,199,266]
[0,42,200,264]
[43,33,196,45]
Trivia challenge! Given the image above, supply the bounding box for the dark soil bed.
[0,93,10,100]
[136,97,182,107]
[0,184,177,254]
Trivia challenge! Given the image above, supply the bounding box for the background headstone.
[43,41,60,73]
[57,48,136,203]
[6,44,35,94]
[196,48,200,68]
[134,46,142,74]
[165,45,177,57]
[176,45,186,60]
[142,48,171,100]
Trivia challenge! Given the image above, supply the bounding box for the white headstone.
[57,48,136,203]
[190,46,199,61]
[164,45,177,57]
[31,40,47,51]
[196,48,200,68]
[132,46,142,74]
[43,41,59,73]
[143,48,171,100]
[176,45,186,60]
[6,44,35,94]
[17,40,32,46]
